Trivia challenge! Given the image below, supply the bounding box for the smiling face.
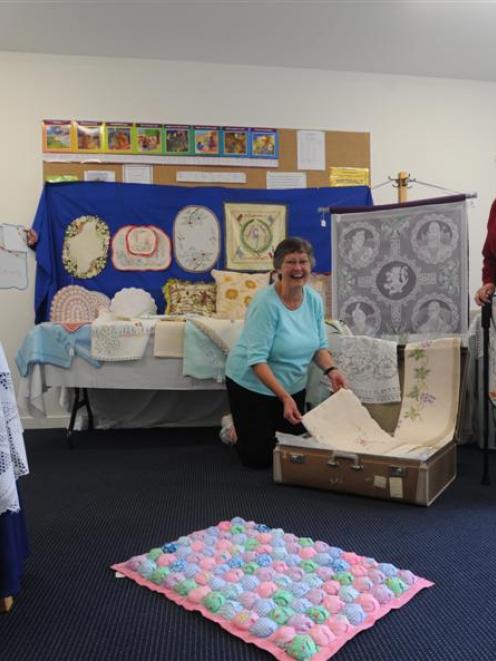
[277,251,311,289]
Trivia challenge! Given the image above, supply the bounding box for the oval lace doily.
[62,215,110,279]
[109,287,157,318]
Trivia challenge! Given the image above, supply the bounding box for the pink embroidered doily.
[50,285,110,322]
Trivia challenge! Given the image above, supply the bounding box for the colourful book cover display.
[193,126,220,155]
[136,123,163,154]
[251,128,278,158]
[43,121,280,160]
[42,120,75,152]
[164,125,191,155]
[222,127,249,156]
[105,121,134,153]
[76,120,104,153]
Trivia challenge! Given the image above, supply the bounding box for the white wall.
[0,51,493,427]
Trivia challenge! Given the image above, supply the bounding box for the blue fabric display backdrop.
[32,182,372,322]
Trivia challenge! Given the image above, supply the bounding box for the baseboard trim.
[21,415,69,430]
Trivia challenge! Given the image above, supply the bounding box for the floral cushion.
[163,279,216,316]
[211,270,270,319]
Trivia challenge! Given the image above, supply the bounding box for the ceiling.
[1,1,496,83]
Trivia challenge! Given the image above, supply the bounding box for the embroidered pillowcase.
[162,279,216,316]
[211,269,270,319]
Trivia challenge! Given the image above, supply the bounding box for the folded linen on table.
[15,323,99,377]
[188,317,244,354]
[91,318,154,361]
[182,321,226,382]
[153,320,186,358]
[326,334,401,403]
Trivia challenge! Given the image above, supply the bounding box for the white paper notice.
[297,130,326,171]
[0,225,28,289]
[84,170,116,183]
[123,164,153,184]
[266,172,307,189]
[176,171,246,184]
[2,224,28,253]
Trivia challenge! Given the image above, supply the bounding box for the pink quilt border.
[111,562,434,661]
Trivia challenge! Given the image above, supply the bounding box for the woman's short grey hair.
[273,237,316,270]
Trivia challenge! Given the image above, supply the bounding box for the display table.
[17,326,229,438]
[0,342,29,612]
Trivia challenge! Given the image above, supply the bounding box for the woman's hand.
[328,368,348,392]
[475,283,495,306]
[281,394,303,425]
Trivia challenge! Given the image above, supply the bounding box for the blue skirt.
[0,487,29,597]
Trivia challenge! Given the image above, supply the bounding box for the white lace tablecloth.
[0,342,29,515]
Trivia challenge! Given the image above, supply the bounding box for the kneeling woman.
[225,237,346,469]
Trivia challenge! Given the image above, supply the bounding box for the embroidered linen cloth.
[153,320,186,358]
[112,518,433,661]
[0,342,29,515]
[393,337,461,452]
[326,335,400,403]
[91,315,154,361]
[15,323,100,377]
[301,338,460,460]
[302,389,400,456]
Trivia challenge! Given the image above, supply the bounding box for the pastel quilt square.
[112,518,433,660]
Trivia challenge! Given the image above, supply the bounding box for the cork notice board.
[43,128,370,188]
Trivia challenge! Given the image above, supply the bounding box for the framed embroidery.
[111,225,171,271]
[173,206,220,273]
[62,215,110,279]
[331,197,468,339]
[224,202,287,271]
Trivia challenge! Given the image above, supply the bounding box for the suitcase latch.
[289,453,306,464]
[389,466,406,477]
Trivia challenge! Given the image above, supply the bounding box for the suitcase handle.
[327,451,363,471]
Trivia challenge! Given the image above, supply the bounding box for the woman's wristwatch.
[323,366,338,376]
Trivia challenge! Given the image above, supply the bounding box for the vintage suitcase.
[273,441,457,506]
[273,347,467,506]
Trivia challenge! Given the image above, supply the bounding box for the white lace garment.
[0,342,29,515]
[327,334,401,403]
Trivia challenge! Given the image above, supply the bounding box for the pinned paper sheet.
[3,224,27,253]
[0,224,28,290]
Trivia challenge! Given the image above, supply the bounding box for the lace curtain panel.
[0,343,29,515]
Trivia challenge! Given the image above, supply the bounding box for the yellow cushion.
[211,269,270,319]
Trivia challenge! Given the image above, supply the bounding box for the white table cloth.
[0,342,28,515]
